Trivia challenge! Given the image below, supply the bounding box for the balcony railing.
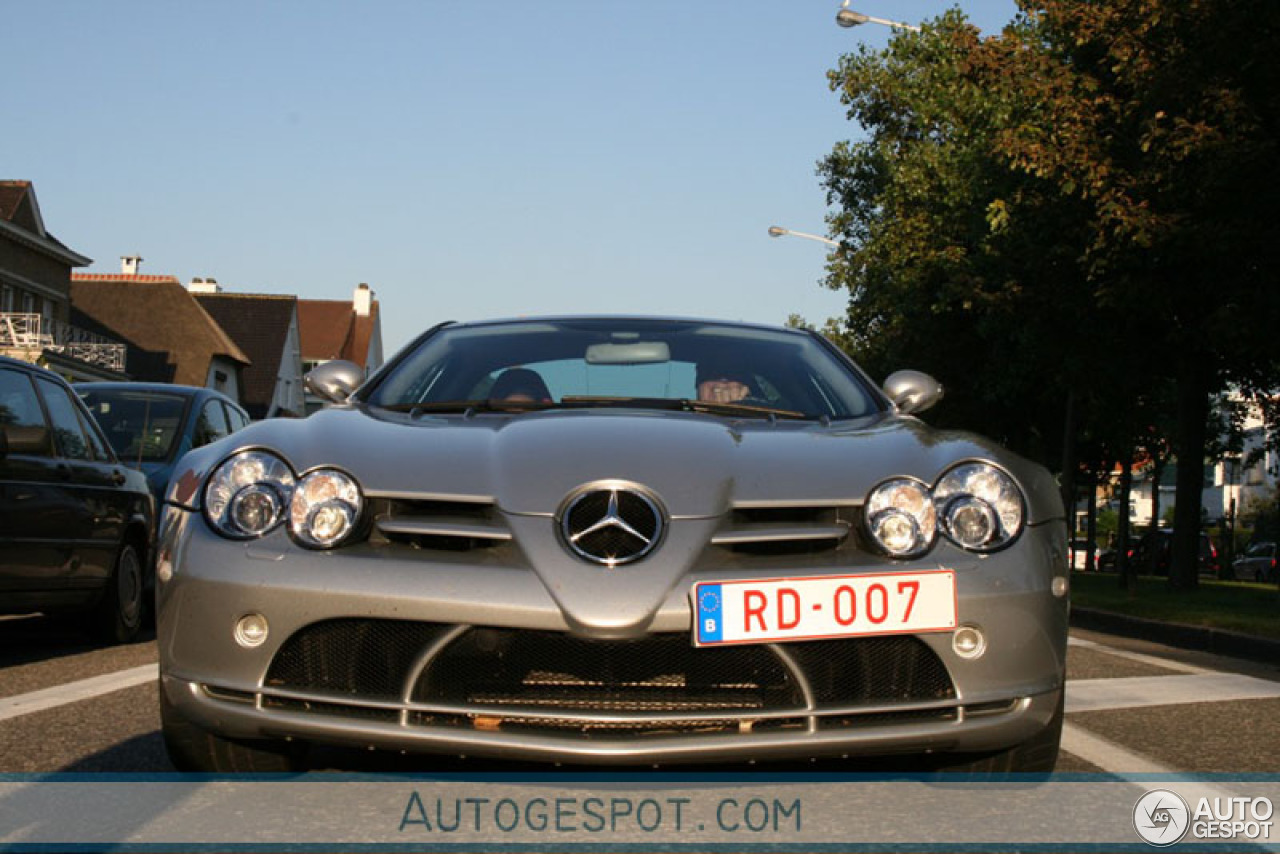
[0,312,127,373]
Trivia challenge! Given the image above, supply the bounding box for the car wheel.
[93,542,144,644]
[161,687,306,772]
[929,691,1063,774]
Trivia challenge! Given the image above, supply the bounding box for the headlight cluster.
[865,462,1024,558]
[203,450,363,549]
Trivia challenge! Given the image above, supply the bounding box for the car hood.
[169,405,1062,524]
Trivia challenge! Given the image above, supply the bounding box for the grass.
[1070,571,1280,641]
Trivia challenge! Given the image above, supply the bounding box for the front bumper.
[157,506,1068,764]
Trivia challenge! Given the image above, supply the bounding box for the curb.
[1070,607,1280,665]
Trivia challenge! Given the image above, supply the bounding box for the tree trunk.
[1170,364,1211,590]
[1150,460,1163,533]
[1148,459,1164,576]
[1059,391,1078,541]
[1117,456,1134,594]
[1085,464,1098,572]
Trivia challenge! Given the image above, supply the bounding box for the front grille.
[370,497,510,551]
[411,628,801,715]
[787,637,955,704]
[266,619,453,699]
[253,619,960,738]
[712,504,856,556]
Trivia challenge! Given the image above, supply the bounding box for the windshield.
[362,319,880,420]
[78,389,189,463]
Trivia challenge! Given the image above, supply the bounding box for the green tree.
[819,1,1280,592]
[990,0,1280,588]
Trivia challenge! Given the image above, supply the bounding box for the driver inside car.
[696,363,756,404]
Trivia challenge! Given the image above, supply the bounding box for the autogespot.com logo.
[1134,790,1191,846]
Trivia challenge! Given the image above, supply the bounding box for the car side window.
[194,399,231,447]
[223,403,249,432]
[35,376,92,461]
[77,403,113,461]
[0,367,52,456]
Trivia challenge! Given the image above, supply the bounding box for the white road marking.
[1060,721,1174,773]
[0,664,158,723]
[1067,673,1280,714]
[1069,636,1211,674]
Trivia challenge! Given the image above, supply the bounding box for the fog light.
[952,625,986,659]
[1052,575,1069,598]
[234,613,269,648]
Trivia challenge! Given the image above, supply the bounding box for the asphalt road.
[2,615,1279,774]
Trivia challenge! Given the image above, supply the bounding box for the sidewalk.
[1070,606,1280,664]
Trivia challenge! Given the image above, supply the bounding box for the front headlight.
[204,451,295,539]
[865,478,936,558]
[289,469,363,548]
[934,462,1025,551]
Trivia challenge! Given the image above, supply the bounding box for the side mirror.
[0,424,51,456]
[304,360,364,404]
[883,370,944,415]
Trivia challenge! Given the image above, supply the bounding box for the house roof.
[69,277,251,387]
[72,273,183,285]
[194,293,298,419]
[0,180,43,234]
[297,298,380,369]
[0,180,91,267]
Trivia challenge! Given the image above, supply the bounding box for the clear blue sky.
[8,1,1018,356]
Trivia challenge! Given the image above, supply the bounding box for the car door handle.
[112,470,128,486]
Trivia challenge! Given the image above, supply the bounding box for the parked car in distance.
[157,316,1068,773]
[0,356,154,642]
[1069,539,1101,571]
[76,383,250,510]
[1131,529,1219,576]
[1233,542,1278,583]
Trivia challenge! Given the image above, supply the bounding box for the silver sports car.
[156,316,1068,772]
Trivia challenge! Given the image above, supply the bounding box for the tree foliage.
[819,0,1280,589]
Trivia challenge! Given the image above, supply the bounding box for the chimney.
[188,277,222,294]
[121,255,143,276]
[353,282,373,316]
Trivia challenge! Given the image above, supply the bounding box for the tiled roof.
[72,273,182,285]
[69,279,251,387]
[194,293,298,419]
[297,298,381,369]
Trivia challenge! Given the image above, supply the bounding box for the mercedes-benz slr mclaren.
[156,316,1068,771]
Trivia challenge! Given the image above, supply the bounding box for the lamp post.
[835,1,921,32]
[767,226,839,247]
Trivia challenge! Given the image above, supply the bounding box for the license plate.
[691,570,957,646]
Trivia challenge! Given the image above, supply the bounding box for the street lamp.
[768,226,839,247]
[835,1,921,32]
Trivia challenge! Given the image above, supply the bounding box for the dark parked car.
[157,316,1068,773]
[1131,529,1218,576]
[0,356,154,642]
[76,383,250,510]
[1233,542,1278,583]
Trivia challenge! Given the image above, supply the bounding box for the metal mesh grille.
[787,636,955,704]
[265,618,451,699]
[412,628,802,714]
[261,620,957,732]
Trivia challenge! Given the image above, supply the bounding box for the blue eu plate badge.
[694,583,723,645]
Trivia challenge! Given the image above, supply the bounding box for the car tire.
[160,688,306,772]
[93,542,144,644]
[930,691,1064,774]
